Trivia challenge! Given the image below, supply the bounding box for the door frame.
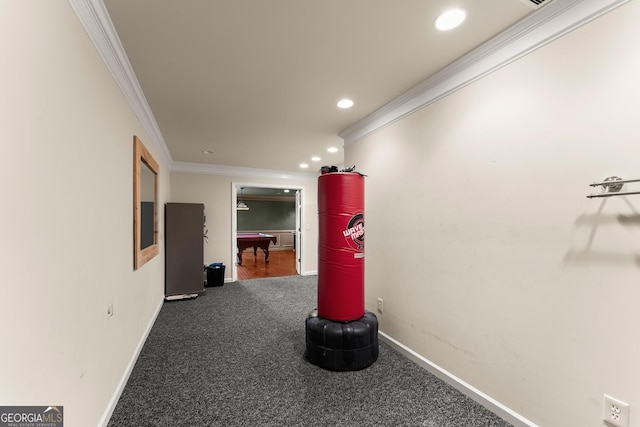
[295,189,302,274]
[231,182,304,282]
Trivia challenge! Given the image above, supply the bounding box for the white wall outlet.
[107,303,114,317]
[604,394,629,427]
[377,298,383,313]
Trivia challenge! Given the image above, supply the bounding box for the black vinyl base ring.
[305,310,379,371]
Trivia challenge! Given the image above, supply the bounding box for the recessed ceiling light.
[434,8,466,31]
[327,147,338,153]
[203,150,215,154]
[300,163,309,169]
[284,189,290,193]
[311,156,321,162]
[337,99,354,109]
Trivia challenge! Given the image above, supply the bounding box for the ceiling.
[103,0,540,175]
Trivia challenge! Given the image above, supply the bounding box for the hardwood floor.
[236,249,297,280]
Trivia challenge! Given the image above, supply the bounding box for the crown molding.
[171,161,319,181]
[339,0,630,146]
[68,0,173,167]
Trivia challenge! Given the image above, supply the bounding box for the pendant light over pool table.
[237,187,249,211]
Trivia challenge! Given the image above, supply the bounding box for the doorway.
[231,183,302,281]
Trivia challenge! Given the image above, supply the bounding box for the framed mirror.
[134,136,159,269]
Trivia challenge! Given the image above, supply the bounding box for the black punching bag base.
[305,310,379,372]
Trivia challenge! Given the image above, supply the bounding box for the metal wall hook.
[600,176,623,193]
[587,176,640,199]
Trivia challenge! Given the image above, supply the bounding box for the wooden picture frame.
[134,135,159,270]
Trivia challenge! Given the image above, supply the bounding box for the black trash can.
[205,263,225,287]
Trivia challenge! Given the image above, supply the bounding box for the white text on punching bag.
[343,223,364,240]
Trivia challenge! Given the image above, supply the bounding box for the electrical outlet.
[377,298,383,313]
[604,395,629,427]
[107,304,114,317]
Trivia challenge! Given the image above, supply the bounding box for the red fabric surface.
[317,172,365,321]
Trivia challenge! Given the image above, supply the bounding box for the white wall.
[0,2,168,426]
[170,172,319,278]
[348,2,640,426]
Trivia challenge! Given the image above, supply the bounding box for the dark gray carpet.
[107,275,512,427]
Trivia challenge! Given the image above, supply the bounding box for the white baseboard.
[379,331,538,427]
[98,296,164,427]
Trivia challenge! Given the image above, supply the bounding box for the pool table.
[236,233,277,265]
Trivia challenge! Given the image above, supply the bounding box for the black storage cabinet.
[165,203,205,297]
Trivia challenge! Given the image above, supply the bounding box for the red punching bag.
[317,172,365,322]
